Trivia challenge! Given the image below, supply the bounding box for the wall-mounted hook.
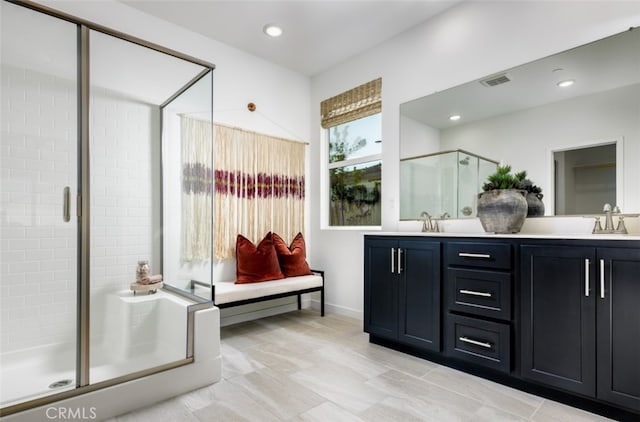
[247,102,256,112]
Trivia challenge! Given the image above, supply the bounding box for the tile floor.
[107,310,613,421]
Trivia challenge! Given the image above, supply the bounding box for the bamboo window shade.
[320,78,381,128]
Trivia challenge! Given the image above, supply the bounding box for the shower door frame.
[1,0,215,416]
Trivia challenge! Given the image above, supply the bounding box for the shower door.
[1,1,79,406]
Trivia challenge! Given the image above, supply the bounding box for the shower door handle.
[63,186,71,222]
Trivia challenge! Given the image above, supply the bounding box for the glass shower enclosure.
[1,0,214,414]
[400,149,498,220]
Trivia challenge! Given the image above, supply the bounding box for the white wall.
[310,1,640,318]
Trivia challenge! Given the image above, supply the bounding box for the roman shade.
[320,78,381,129]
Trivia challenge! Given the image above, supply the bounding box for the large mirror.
[400,28,639,218]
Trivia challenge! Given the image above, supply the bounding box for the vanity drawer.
[446,242,511,270]
[447,268,511,320]
[446,314,510,373]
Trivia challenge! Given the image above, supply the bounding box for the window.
[321,78,382,227]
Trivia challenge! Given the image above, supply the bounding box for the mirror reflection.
[553,143,617,215]
[399,28,640,219]
[400,150,497,220]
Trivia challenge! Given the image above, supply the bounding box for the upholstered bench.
[192,270,325,316]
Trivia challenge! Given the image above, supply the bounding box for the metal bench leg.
[297,294,302,310]
[321,287,325,317]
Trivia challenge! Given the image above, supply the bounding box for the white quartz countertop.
[366,232,640,241]
[386,217,640,241]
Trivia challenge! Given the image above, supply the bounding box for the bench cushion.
[213,274,323,305]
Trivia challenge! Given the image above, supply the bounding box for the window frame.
[321,113,382,230]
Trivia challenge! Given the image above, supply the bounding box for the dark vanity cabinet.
[364,234,640,416]
[521,245,640,411]
[364,236,440,351]
[444,242,513,373]
[520,245,597,395]
[596,248,640,411]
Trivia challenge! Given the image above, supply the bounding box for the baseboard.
[309,298,363,320]
[220,297,299,327]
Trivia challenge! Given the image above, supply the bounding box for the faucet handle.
[615,216,628,234]
[613,205,621,214]
[592,216,603,234]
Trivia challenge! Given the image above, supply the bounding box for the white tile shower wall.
[89,87,161,349]
[0,65,78,353]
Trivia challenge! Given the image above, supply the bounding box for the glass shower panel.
[457,153,479,217]
[161,73,213,299]
[400,150,498,220]
[1,2,78,405]
[88,30,206,383]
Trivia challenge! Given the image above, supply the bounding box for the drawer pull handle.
[459,336,492,349]
[458,252,491,259]
[459,289,492,298]
[391,248,395,274]
[585,259,590,297]
[600,259,605,299]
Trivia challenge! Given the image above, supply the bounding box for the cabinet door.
[398,240,440,351]
[364,238,398,339]
[521,245,596,396]
[597,248,640,412]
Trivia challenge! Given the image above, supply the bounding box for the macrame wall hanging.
[180,113,306,262]
[213,124,306,260]
[181,116,213,262]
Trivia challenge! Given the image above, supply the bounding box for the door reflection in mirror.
[553,143,617,215]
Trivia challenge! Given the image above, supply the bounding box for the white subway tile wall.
[89,85,161,358]
[1,66,161,355]
[1,65,77,353]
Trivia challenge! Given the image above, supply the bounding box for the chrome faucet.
[595,204,627,234]
[421,211,448,232]
[603,203,615,233]
[421,211,433,232]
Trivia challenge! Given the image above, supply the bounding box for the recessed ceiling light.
[557,79,575,88]
[449,114,461,121]
[263,24,283,38]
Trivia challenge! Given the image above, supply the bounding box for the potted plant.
[477,165,528,233]
[514,171,545,217]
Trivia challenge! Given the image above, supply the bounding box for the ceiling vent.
[480,73,511,87]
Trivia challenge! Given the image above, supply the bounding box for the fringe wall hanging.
[214,124,306,260]
[181,116,213,261]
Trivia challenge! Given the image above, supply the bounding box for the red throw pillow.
[272,232,313,277]
[235,232,284,284]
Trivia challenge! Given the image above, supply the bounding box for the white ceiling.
[1,0,207,106]
[121,0,461,76]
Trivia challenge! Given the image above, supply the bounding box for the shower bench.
[191,270,325,316]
